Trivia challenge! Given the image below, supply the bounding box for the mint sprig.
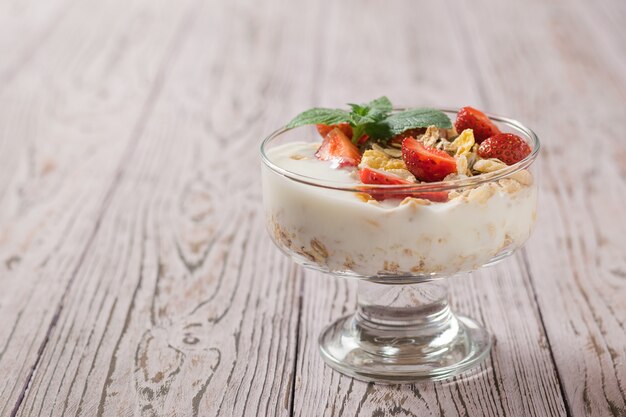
[347,96,392,124]
[285,97,451,144]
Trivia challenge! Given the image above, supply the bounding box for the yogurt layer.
[263,141,537,277]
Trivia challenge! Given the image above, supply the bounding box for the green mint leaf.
[285,108,352,128]
[386,108,452,132]
[364,97,392,124]
[366,96,392,114]
[349,113,377,125]
[363,123,393,140]
[373,108,452,138]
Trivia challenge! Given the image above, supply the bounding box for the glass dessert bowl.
[260,104,539,383]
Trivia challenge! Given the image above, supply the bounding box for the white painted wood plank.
[0,0,74,87]
[0,0,200,413]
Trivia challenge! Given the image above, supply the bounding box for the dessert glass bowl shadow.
[260,109,540,383]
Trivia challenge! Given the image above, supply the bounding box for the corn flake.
[448,129,475,156]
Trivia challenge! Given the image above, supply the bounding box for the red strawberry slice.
[454,106,500,143]
[478,133,531,165]
[359,167,411,185]
[358,168,412,200]
[316,123,369,145]
[315,127,361,167]
[316,123,353,139]
[358,167,448,202]
[401,137,457,182]
[356,134,369,145]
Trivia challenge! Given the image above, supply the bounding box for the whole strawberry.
[478,133,531,165]
[454,106,500,143]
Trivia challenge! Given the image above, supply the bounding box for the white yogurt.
[263,141,537,277]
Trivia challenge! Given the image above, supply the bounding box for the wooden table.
[1,0,624,415]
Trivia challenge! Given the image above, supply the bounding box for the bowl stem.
[318,277,492,383]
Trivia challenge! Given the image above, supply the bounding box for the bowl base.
[318,314,491,384]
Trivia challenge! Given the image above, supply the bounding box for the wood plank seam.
[288,2,323,414]
[522,249,574,417]
[289,281,304,416]
[6,0,202,413]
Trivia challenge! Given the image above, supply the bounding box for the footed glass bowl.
[260,109,540,383]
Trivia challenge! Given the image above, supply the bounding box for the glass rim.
[260,108,540,193]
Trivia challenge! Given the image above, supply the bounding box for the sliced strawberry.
[316,123,353,139]
[401,137,457,182]
[359,167,411,185]
[316,123,371,146]
[359,168,412,200]
[478,133,531,165]
[454,106,500,143]
[315,127,361,168]
[358,167,448,202]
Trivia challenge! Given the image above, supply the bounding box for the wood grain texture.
[0,0,623,415]
[10,0,320,415]
[0,0,76,87]
[0,0,201,413]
